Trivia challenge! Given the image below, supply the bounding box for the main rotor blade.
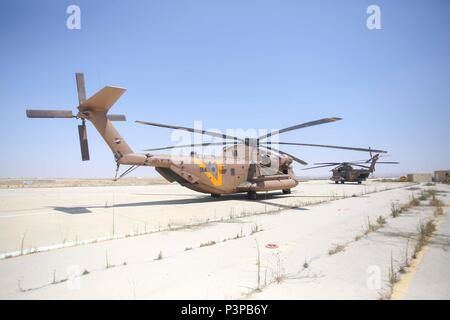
[302,164,338,170]
[313,162,341,165]
[136,120,243,141]
[26,110,73,118]
[78,124,90,161]
[260,145,307,165]
[351,164,371,169]
[376,161,399,164]
[355,154,390,162]
[76,72,86,104]
[144,141,237,152]
[107,114,127,121]
[258,117,342,140]
[262,142,386,153]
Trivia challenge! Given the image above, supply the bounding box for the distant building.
[407,173,432,183]
[434,170,450,183]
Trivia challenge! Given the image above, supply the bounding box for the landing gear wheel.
[335,181,339,184]
[357,181,362,184]
[282,189,291,194]
[211,193,221,198]
[340,181,345,184]
[247,191,258,200]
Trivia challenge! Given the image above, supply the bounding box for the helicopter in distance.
[26,73,389,199]
[303,152,399,184]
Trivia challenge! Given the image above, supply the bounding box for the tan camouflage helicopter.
[26,73,387,199]
[303,152,399,184]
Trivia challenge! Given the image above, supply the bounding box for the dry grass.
[413,220,436,259]
[391,203,403,218]
[255,239,261,291]
[388,254,399,287]
[429,194,443,207]
[365,216,385,235]
[199,240,216,247]
[273,254,286,284]
[251,224,263,235]
[434,204,444,216]
[409,194,420,207]
[328,244,346,255]
[376,215,387,226]
[399,240,411,274]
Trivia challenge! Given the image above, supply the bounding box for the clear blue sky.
[0,0,449,178]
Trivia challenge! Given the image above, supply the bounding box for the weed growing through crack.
[52,269,56,284]
[413,220,436,259]
[388,253,398,287]
[376,215,387,226]
[328,244,346,255]
[251,224,263,235]
[303,257,309,269]
[409,194,420,207]
[429,194,443,207]
[105,250,111,268]
[255,239,261,292]
[365,217,379,234]
[20,229,27,256]
[199,241,216,248]
[391,203,403,218]
[399,240,411,274]
[387,220,437,300]
[434,204,444,216]
[273,253,286,284]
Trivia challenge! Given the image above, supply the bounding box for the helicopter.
[303,153,399,184]
[26,73,388,199]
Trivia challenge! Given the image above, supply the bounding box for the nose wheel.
[247,191,258,200]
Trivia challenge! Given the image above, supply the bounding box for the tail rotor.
[26,72,126,161]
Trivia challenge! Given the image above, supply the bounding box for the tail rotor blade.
[26,110,73,118]
[76,72,87,104]
[78,123,90,161]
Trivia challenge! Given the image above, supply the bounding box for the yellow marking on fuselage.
[193,158,223,186]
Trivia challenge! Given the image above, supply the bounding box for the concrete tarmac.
[0,180,406,254]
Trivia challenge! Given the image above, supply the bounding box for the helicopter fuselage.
[118,146,299,195]
[330,165,370,184]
